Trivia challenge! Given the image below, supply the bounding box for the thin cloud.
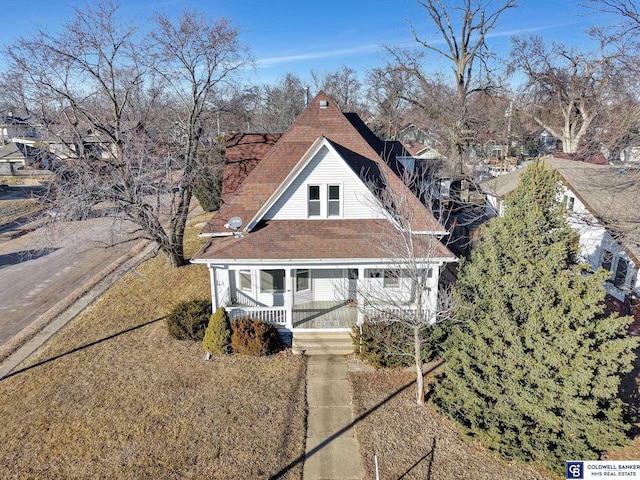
[257,43,381,67]
[485,21,583,39]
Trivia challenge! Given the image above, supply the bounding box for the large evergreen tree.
[433,161,637,469]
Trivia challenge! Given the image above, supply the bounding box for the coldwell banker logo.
[566,461,584,479]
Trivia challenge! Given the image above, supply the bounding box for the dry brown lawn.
[0,221,306,479]
[0,198,43,227]
[350,368,559,480]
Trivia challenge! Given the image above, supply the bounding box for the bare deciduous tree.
[579,0,640,162]
[151,9,249,265]
[259,73,307,133]
[311,64,365,114]
[509,36,615,156]
[355,169,458,405]
[4,1,250,267]
[389,0,516,174]
[582,0,640,41]
[365,66,412,140]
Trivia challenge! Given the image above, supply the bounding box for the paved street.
[0,215,135,346]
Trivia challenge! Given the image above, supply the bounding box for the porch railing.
[363,305,419,321]
[234,289,264,308]
[226,306,287,326]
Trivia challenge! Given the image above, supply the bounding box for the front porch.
[209,264,439,332]
[227,300,358,330]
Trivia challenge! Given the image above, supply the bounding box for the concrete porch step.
[292,330,354,355]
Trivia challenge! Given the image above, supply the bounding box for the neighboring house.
[395,123,442,155]
[0,141,51,175]
[0,113,41,143]
[620,146,640,165]
[222,132,281,203]
[191,92,456,341]
[481,156,640,310]
[531,128,560,155]
[412,144,444,162]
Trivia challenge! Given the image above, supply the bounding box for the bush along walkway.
[303,355,364,480]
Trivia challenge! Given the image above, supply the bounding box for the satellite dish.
[225,216,243,231]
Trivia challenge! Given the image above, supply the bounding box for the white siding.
[265,145,385,220]
[213,268,231,309]
[312,269,345,300]
[563,190,636,302]
[294,269,314,304]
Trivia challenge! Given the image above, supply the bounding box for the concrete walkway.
[303,355,364,480]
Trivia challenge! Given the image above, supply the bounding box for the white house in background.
[481,156,640,307]
[620,146,640,164]
[191,92,456,344]
[0,113,41,143]
[0,141,52,175]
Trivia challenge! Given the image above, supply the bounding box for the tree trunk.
[415,325,425,405]
[163,245,188,268]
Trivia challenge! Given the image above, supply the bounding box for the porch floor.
[293,300,357,329]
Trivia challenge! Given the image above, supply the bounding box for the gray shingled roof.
[480,156,640,264]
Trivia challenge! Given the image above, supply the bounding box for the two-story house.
[191,92,457,349]
[481,156,640,315]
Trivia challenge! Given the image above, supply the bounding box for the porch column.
[285,268,294,329]
[357,267,366,325]
[209,265,219,312]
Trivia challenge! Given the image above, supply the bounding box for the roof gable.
[255,138,391,225]
[201,91,445,236]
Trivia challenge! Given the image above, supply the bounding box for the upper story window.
[564,195,575,212]
[307,183,341,218]
[614,259,628,288]
[308,185,320,216]
[601,250,613,272]
[601,250,629,289]
[328,185,341,216]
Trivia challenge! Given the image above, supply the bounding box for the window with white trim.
[601,250,613,272]
[296,269,310,292]
[383,269,400,288]
[328,185,341,217]
[614,258,628,288]
[239,270,252,292]
[308,185,320,217]
[260,269,285,293]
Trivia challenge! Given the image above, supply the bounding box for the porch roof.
[193,219,456,263]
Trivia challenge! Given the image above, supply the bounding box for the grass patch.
[350,369,557,480]
[0,198,43,227]
[0,222,306,479]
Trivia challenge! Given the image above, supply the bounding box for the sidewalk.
[0,204,205,379]
[0,241,154,379]
[303,355,364,480]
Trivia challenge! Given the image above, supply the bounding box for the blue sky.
[1,0,608,86]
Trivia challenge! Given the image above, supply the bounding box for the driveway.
[0,216,136,346]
